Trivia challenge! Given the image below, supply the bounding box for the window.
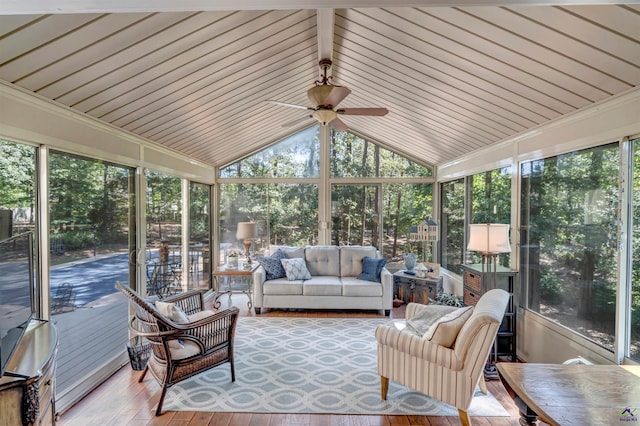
[219,126,319,178]
[440,178,465,275]
[0,139,36,239]
[331,131,432,178]
[520,144,619,352]
[630,138,640,361]
[468,167,512,267]
[189,182,211,289]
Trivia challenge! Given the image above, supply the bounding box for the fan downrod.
[315,58,333,86]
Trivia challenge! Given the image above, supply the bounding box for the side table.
[393,271,443,305]
[212,263,258,309]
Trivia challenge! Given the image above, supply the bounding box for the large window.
[631,138,640,362]
[440,178,465,275]
[189,181,211,289]
[0,139,36,240]
[521,144,619,352]
[468,167,512,267]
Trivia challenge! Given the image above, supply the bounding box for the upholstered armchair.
[116,282,239,416]
[375,288,509,426]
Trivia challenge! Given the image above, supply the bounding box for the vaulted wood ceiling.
[1,1,638,168]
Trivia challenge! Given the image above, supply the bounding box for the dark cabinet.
[462,264,517,362]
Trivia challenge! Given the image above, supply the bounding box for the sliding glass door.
[48,150,136,408]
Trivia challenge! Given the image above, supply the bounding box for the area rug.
[163,317,509,416]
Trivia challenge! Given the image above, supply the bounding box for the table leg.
[515,395,539,425]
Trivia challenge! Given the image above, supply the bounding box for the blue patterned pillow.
[256,249,286,280]
[280,257,311,281]
[358,256,387,283]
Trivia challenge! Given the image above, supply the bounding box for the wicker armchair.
[375,288,509,426]
[116,282,239,416]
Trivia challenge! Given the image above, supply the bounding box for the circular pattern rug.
[163,317,508,416]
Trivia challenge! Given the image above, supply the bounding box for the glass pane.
[219,183,267,265]
[48,150,135,406]
[145,171,182,296]
[219,126,320,178]
[219,183,318,265]
[468,167,512,267]
[269,183,318,247]
[189,182,211,290]
[382,183,433,266]
[440,178,465,275]
[331,184,380,247]
[331,131,433,178]
[0,140,36,239]
[631,138,640,362]
[520,144,618,352]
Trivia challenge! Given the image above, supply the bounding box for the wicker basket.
[126,336,151,371]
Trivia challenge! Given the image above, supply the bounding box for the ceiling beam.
[0,0,633,15]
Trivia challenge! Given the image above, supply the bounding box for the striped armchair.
[375,288,509,426]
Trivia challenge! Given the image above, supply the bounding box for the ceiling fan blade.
[324,86,351,107]
[281,115,313,127]
[330,117,348,132]
[338,107,388,116]
[266,100,313,111]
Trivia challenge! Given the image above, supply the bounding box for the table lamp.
[467,223,511,289]
[236,222,256,264]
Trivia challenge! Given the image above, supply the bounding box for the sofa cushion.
[303,276,342,296]
[340,246,378,277]
[256,249,286,280]
[341,277,383,297]
[272,246,305,259]
[305,245,340,276]
[263,278,303,295]
[281,257,311,280]
[424,305,474,347]
[358,256,387,283]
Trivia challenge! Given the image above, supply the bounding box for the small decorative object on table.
[403,253,417,271]
[227,250,239,268]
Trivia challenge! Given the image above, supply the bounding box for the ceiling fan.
[266,59,388,132]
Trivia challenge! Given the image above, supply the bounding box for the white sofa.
[252,245,393,315]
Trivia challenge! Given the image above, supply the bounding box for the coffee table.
[497,362,640,425]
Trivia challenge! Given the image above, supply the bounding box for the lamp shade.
[467,223,511,254]
[236,222,256,239]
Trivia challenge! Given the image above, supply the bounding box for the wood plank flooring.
[57,294,522,425]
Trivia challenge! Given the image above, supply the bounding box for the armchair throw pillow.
[155,300,190,324]
[256,249,286,280]
[423,305,474,347]
[358,256,387,283]
[280,257,311,281]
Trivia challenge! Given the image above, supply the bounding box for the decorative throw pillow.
[358,256,387,283]
[256,249,286,280]
[280,257,311,281]
[423,305,474,347]
[155,301,190,324]
[405,305,459,336]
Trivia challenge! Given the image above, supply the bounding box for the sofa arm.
[252,266,266,309]
[375,324,463,370]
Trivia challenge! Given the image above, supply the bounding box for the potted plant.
[227,250,239,268]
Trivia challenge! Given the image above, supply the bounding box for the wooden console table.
[497,362,640,425]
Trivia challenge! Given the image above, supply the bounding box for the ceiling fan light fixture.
[307,85,334,106]
[312,109,338,125]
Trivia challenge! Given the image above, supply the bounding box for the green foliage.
[430,293,464,307]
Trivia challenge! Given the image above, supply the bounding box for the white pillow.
[423,306,473,347]
[155,301,190,324]
[280,257,311,281]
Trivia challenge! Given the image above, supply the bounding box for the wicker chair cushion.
[423,305,473,347]
[155,301,190,324]
[169,340,201,360]
[187,310,216,322]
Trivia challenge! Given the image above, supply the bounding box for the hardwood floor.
[57,294,521,425]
